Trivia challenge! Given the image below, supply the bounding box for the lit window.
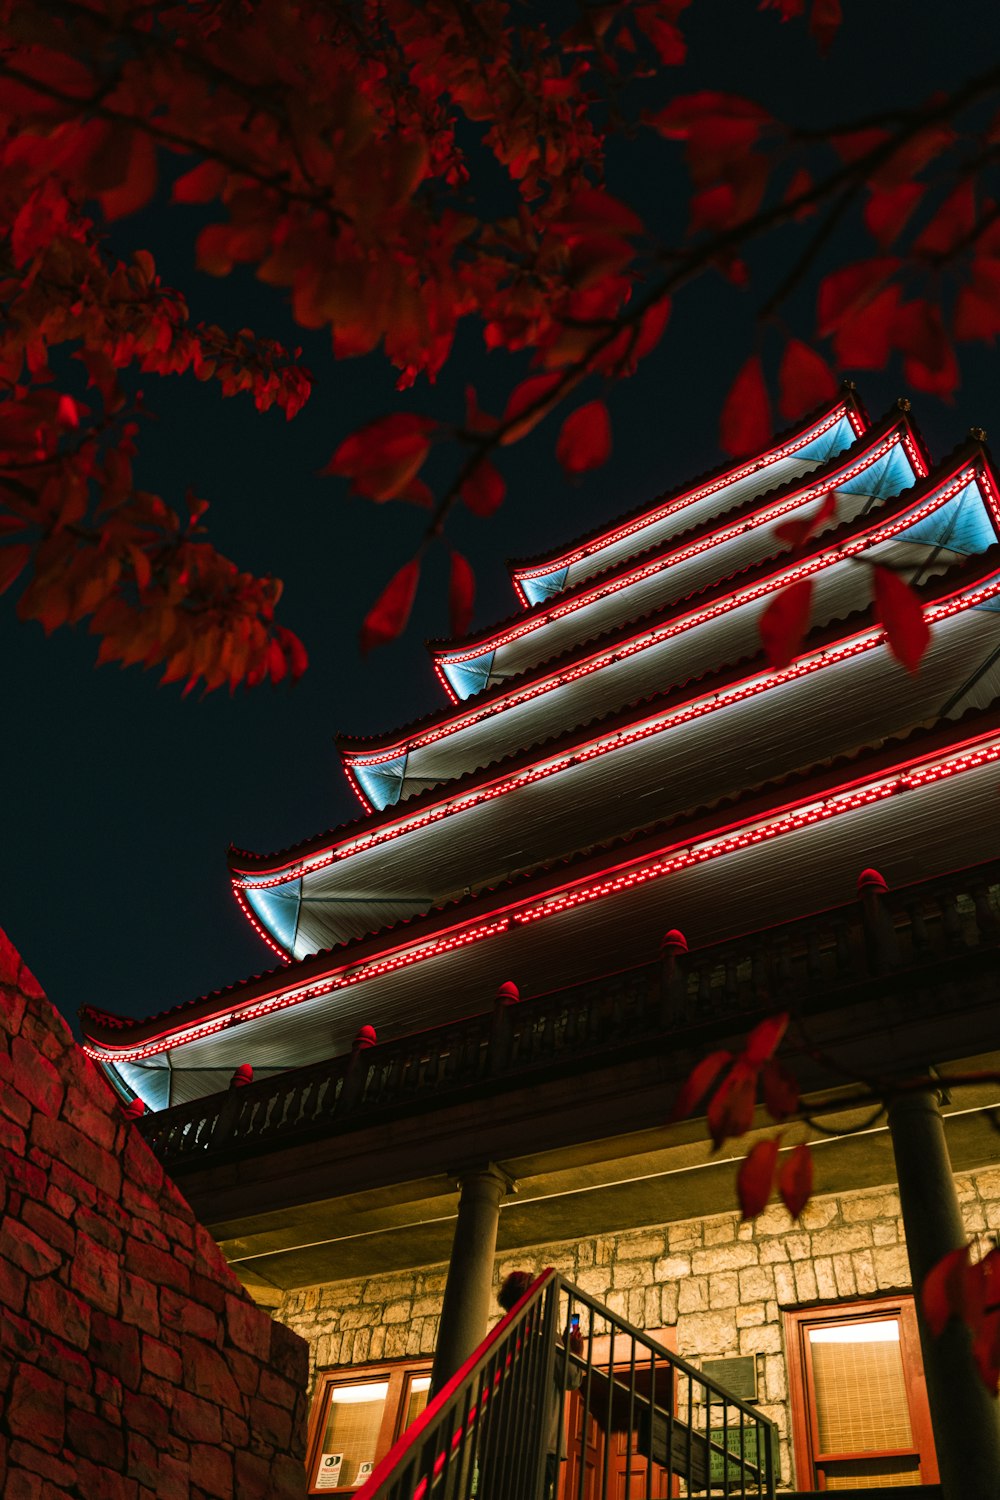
[786,1300,938,1490]
[307,1361,432,1493]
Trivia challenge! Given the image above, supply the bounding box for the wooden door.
[560,1328,678,1500]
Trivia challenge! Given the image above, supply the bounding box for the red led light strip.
[90,725,1000,1063]
[346,462,989,783]
[512,402,867,598]
[439,429,922,675]
[234,571,1000,905]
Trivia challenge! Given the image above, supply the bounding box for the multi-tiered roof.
[82,388,1000,1109]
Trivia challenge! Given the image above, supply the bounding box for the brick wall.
[0,930,309,1500]
[278,1165,1000,1489]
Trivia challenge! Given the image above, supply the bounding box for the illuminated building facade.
[83,387,1000,1493]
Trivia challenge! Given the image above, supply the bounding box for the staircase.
[354,1269,777,1500]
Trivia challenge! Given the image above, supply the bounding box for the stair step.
[786,1488,941,1500]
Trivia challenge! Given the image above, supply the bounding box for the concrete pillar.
[431,1163,515,1394]
[888,1089,1000,1500]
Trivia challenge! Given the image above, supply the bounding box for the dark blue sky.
[3,2,997,1036]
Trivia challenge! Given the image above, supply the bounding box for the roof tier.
[339,443,1000,813]
[435,411,924,702]
[233,550,1000,960]
[85,706,1000,1108]
[508,390,868,604]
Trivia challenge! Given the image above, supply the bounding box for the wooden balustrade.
[139,859,1000,1168]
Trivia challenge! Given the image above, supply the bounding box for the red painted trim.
[352,1270,556,1500]
[344,458,989,792]
[85,721,1000,1061]
[510,400,866,594]
[230,570,1000,919]
[441,425,923,672]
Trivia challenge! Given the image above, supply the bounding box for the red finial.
[496,980,520,1003]
[230,1063,254,1087]
[121,1097,145,1120]
[857,868,888,895]
[354,1024,377,1049]
[660,929,688,956]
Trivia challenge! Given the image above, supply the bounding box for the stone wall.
[0,930,309,1500]
[278,1165,1000,1490]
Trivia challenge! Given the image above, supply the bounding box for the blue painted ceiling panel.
[244,876,303,952]
[443,650,496,701]
[354,753,409,810]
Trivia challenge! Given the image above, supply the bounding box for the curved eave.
[82,701,1000,1062]
[429,412,926,698]
[338,442,996,802]
[230,549,1000,959]
[506,387,873,602]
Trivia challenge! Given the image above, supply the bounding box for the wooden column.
[888,1089,1000,1500]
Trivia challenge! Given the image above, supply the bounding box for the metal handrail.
[353,1271,777,1500]
[140,857,1000,1167]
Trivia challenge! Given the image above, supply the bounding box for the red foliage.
[556,401,613,476]
[923,1243,1000,1394]
[774,490,837,548]
[326,414,437,502]
[737,1138,780,1220]
[720,355,771,457]
[778,340,838,421]
[874,565,931,671]
[448,549,475,637]
[361,559,421,656]
[759,579,813,668]
[778,1143,814,1219]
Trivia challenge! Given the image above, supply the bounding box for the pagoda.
[82,385,1000,1109]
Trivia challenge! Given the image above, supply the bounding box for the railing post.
[857,867,899,973]
[659,929,688,1024]
[338,1024,377,1112]
[211,1063,253,1147]
[488,981,520,1074]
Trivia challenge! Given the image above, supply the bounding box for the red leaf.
[57,394,80,427]
[325,414,436,501]
[551,188,645,238]
[759,579,813,668]
[774,490,837,549]
[172,160,227,204]
[873,566,930,672]
[670,1049,733,1121]
[922,1245,970,1337]
[817,259,899,337]
[761,1058,800,1121]
[832,285,902,371]
[809,0,842,52]
[461,461,506,517]
[502,373,563,445]
[864,183,924,248]
[737,1137,780,1220]
[556,400,611,476]
[890,300,959,398]
[634,8,686,65]
[98,130,157,221]
[745,1013,789,1065]
[720,355,770,458]
[778,339,837,421]
[778,1142,813,1219]
[360,558,420,655]
[0,543,31,595]
[448,550,475,638]
[707,1060,757,1148]
[954,261,1000,343]
[914,182,977,259]
[633,300,671,362]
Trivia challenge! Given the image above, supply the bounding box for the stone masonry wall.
[0,930,310,1500]
[279,1164,1000,1490]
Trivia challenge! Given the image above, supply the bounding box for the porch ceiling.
[196,1051,1000,1302]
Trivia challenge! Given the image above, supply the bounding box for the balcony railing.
[353,1268,777,1500]
[139,858,1000,1169]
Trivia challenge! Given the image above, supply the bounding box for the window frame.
[305,1358,433,1495]
[784,1295,939,1490]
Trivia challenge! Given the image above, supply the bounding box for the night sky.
[3,3,998,1040]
